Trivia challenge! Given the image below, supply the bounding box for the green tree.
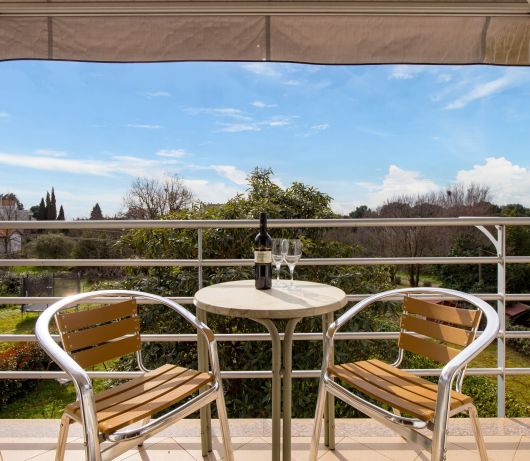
[90,203,103,220]
[57,205,65,221]
[37,198,47,220]
[116,168,392,418]
[47,188,57,220]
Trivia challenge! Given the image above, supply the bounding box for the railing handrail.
[2,216,530,230]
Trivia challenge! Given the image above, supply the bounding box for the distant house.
[506,303,530,327]
[0,198,30,255]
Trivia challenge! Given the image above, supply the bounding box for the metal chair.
[35,290,234,461]
[309,287,500,461]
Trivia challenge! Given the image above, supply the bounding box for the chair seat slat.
[98,369,213,434]
[66,364,177,414]
[356,359,471,409]
[330,359,473,421]
[329,364,434,420]
[340,362,438,411]
[96,368,201,422]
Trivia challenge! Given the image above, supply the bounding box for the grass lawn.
[0,378,111,419]
[0,306,38,351]
[470,343,530,415]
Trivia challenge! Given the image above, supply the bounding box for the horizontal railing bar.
[3,217,530,230]
[8,256,530,267]
[3,330,529,344]
[1,293,520,305]
[1,367,524,380]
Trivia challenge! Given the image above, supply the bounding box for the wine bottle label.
[254,250,272,264]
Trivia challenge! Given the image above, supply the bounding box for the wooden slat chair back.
[56,300,140,368]
[309,287,500,461]
[399,297,482,365]
[35,290,234,461]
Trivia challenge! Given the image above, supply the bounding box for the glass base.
[272,279,287,288]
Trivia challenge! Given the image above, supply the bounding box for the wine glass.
[272,238,285,286]
[284,239,302,288]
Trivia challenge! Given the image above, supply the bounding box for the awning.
[1,1,529,65]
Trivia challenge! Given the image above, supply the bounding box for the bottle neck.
[259,213,267,233]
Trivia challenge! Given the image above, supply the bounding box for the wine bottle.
[254,212,273,289]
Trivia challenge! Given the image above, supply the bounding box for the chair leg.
[216,390,234,461]
[137,417,151,447]
[55,414,72,461]
[469,405,488,461]
[309,379,327,461]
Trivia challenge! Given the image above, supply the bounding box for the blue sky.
[1,61,529,218]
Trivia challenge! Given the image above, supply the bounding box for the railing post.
[496,225,506,417]
[196,227,212,454]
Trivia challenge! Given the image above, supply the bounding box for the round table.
[194,280,347,461]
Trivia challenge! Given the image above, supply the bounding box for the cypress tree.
[48,188,57,220]
[90,203,103,220]
[45,192,51,220]
[57,205,65,220]
[38,198,47,220]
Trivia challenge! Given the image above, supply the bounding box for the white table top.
[194,280,347,319]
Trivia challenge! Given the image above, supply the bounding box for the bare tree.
[367,184,493,287]
[123,175,193,219]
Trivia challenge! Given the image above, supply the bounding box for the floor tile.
[289,436,343,461]
[318,437,394,461]
[0,437,62,461]
[513,436,530,461]
[353,436,422,461]
[174,436,257,460]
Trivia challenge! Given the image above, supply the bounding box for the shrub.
[0,343,56,410]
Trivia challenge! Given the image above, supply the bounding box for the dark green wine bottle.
[254,212,272,289]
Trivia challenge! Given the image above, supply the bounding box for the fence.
[1,216,530,417]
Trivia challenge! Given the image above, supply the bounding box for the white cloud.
[443,69,530,110]
[358,165,441,206]
[251,101,277,108]
[456,157,530,205]
[156,149,188,158]
[357,126,389,137]
[186,107,252,121]
[217,123,262,133]
[0,151,181,178]
[445,74,516,110]
[0,111,9,119]
[211,165,248,185]
[311,123,329,132]
[283,80,301,86]
[33,149,68,158]
[183,179,243,204]
[242,63,281,77]
[142,91,171,97]
[437,73,452,83]
[389,65,430,80]
[259,116,293,128]
[125,124,161,129]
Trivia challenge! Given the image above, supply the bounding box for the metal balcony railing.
[1,217,530,417]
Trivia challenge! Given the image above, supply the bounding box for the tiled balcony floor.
[0,418,528,461]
